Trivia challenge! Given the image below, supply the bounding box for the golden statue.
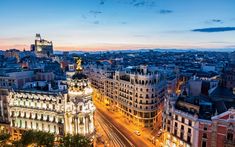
[75,57,83,71]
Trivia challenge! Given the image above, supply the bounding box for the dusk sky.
[0,0,235,51]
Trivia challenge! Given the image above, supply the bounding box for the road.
[96,110,134,147]
[95,107,151,147]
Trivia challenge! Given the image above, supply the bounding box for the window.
[181,125,184,131]
[180,132,183,139]
[203,133,207,139]
[182,118,185,123]
[188,128,191,134]
[189,120,192,126]
[175,115,178,120]
[168,120,170,125]
[187,136,191,143]
[227,132,233,141]
[20,120,22,128]
[174,129,177,135]
[202,140,207,147]
[174,122,178,127]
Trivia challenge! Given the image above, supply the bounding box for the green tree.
[0,133,10,146]
[60,134,92,147]
[20,130,54,147]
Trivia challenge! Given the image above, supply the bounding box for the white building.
[31,34,53,57]
[8,69,95,139]
[163,95,197,147]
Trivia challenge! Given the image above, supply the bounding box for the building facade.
[163,85,235,147]
[7,62,95,139]
[8,89,65,140]
[87,65,166,128]
[163,95,198,147]
[0,89,10,124]
[65,70,95,135]
[0,71,34,89]
[31,34,53,57]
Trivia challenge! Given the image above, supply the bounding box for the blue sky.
[0,0,235,51]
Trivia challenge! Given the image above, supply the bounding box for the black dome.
[72,72,87,80]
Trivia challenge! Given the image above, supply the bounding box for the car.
[134,130,141,136]
[157,130,162,137]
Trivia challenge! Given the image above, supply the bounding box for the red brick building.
[198,108,235,147]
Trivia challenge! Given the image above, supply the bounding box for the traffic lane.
[96,114,125,147]
[96,108,149,147]
[96,111,133,147]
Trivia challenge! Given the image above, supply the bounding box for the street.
[94,102,155,147]
[96,110,134,147]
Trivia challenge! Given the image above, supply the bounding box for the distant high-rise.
[31,34,53,57]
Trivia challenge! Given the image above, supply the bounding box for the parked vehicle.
[134,130,141,136]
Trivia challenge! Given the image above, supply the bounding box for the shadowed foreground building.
[163,78,235,147]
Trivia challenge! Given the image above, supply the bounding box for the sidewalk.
[94,99,157,147]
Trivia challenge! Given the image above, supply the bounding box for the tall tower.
[35,33,41,41]
[33,34,53,57]
[65,58,95,136]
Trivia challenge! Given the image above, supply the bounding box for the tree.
[60,134,92,147]
[0,133,10,146]
[20,130,54,147]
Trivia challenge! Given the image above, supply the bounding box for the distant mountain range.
[54,48,235,54]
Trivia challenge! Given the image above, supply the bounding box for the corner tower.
[65,58,95,136]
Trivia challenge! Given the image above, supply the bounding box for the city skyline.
[0,0,235,51]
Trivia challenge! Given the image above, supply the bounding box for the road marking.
[97,115,123,147]
[97,110,135,147]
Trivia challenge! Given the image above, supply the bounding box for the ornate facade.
[65,66,95,135]
[86,65,166,128]
[7,59,95,139]
[8,90,65,139]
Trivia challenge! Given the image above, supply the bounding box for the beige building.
[86,65,166,128]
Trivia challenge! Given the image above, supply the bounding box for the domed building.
[64,58,95,136]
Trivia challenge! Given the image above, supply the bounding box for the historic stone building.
[65,58,95,135]
[7,59,95,139]
[86,65,166,128]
